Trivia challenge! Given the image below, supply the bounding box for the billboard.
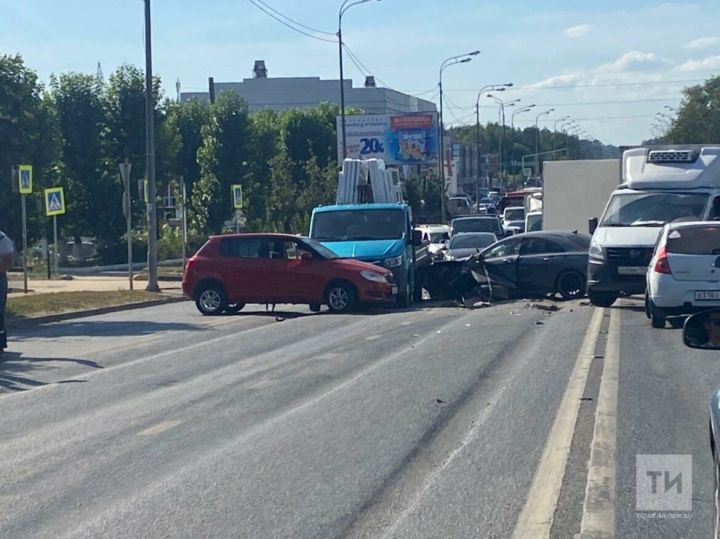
[337,113,439,165]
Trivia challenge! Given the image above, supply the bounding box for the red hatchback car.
[183,233,398,315]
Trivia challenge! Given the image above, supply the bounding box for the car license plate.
[617,266,646,275]
[391,286,398,295]
[695,291,720,301]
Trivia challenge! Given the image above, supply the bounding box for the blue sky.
[1,0,719,145]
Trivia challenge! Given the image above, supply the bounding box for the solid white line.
[137,419,183,437]
[513,307,605,539]
[579,308,620,538]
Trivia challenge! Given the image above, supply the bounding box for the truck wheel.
[398,282,412,308]
[196,283,228,316]
[326,283,357,313]
[587,290,617,308]
[413,275,424,303]
[650,301,666,329]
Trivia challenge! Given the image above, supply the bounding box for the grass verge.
[7,290,174,319]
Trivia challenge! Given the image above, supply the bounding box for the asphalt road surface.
[0,298,717,538]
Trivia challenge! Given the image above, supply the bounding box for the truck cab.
[309,203,428,306]
[587,146,720,307]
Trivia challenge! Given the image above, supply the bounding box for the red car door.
[217,237,270,303]
[265,239,327,303]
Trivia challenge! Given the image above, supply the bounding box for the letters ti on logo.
[636,454,692,512]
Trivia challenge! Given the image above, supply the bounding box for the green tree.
[191,92,251,234]
[667,76,720,143]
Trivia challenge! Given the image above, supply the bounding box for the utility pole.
[144,0,159,292]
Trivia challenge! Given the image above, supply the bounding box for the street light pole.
[552,115,571,150]
[511,104,535,129]
[475,83,512,198]
[487,95,520,181]
[144,0,159,292]
[534,108,554,177]
[338,0,381,160]
[438,50,479,222]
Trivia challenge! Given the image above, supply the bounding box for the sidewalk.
[7,274,182,298]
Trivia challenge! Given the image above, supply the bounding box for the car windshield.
[667,226,720,255]
[450,234,496,249]
[428,232,446,243]
[453,219,498,233]
[600,192,709,227]
[311,209,405,241]
[505,208,525,221]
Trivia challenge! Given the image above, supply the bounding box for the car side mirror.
[412,230,423,247]
[300,251,314,261]
[589,217,598,235]
[684,310,720,349]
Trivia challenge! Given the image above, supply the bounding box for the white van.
[587,146,720,307]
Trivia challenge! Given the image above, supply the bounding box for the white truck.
[587,146,720,307]
[542,159,621,233]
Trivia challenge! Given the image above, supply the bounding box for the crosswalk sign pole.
[21,194,28,293]
[53,215,59,278]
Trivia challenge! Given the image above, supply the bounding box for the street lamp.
[338,0,382,160]
[475,83,512,197]
[487,95,521,180]
[534,108,555,176]
[511,104,535,129]
[143,0,159,292]
[552,115,571,150]
[438,50,480,221]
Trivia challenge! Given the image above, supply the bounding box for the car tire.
[326,282,357,314]
[556,271,586,300]
[650,301,666,328]
[195,283,228,316]
[644,292,651,319]
[309,303,321,313]
[224,303,245,314]
[669,317,684,329]
[587,290,618,308]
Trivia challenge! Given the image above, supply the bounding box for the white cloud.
[602,51,671,73]
[563,24,591,38]
[684,37,720,50]
[677,55,720,72]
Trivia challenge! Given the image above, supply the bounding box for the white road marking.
[512,307,605,539]
[137,419,183,437]
[579,308,620,537]
[366,335,382,341]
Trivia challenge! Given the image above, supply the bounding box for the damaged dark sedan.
[422,231,591,302]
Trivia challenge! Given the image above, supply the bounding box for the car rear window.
[453,219,499,234]
[220,238,265,258]
[667,227,720,255]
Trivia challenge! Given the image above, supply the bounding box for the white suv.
[646,222,720,328]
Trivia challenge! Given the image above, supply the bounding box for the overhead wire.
[247,0,336,43]
[252,0,337,36]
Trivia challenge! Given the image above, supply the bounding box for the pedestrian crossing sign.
[44,187,66,216]
[231,184,243,209]
[18,165,33,194]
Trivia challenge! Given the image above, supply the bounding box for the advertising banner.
[337,113,439,165]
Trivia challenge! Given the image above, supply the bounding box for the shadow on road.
[0,351,102,392]
[12,320,201,341]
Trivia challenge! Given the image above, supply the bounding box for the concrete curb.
[7,295,189,330]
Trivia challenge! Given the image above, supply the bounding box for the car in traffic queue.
[423,230,591,301]
[450,216,505,238]
[443,232,498,261]
[646,222,720,328]
[183,233,397,315]
[502,206,526,233]
[416,224,450,261]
